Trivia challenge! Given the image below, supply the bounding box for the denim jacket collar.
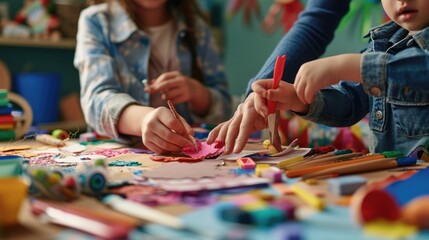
[364,21,429,52]
[109,0,188,43]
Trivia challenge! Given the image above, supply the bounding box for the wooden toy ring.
[8,92,33,139]
[0,61,11,90]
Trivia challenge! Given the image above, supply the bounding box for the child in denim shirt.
[74,0,231,154]
[252,0,429,155]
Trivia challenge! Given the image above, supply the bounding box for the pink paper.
[182,140,224,159]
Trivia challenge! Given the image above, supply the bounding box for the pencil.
[167,100,198,151]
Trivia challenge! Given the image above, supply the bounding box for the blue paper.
[385,167,429,206]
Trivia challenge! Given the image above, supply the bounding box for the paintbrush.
[167,100,198,152]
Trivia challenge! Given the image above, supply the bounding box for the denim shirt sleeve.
[74,9,140,143]
[302,81,370,127]
[192,23,232,124]
[245,0,351,95]
[362,49,429,104]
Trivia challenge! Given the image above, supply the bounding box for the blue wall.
[222,1,382,96]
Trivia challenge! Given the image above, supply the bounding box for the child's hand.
[207,93,266,154]
[294,54,362,104]
[251,79,309,115]
[140,107,194,154]
[146,71,197,104]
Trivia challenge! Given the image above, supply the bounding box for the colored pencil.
[291,152,363,169]
[285,149,353,170]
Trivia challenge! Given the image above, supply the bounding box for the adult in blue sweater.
[207,0,352,153]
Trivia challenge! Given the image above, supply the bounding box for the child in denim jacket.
[252,0,429,155]
[207,0,351,154]
[74,0,231,154]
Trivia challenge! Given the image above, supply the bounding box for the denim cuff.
[100,93,140,143]
[296,91,325,121]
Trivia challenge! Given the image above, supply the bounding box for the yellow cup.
[0,178,27,225]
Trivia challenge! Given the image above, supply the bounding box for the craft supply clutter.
[2,0,429,239]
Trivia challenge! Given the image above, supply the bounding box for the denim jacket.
[304,21,429,155]
[74,1,231,142]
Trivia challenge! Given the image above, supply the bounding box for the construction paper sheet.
[152,176,269,192]
[221,148,311,164]
[142,160,234,179]
[132,204,429,240]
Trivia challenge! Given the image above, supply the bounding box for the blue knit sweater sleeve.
[245,0,351,95]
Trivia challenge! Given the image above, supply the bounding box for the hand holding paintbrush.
[167,100,198,152]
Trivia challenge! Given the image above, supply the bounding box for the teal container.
[0,155,23,177]
[13,73,60,125]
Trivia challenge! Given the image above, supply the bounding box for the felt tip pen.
[103,194,184,229]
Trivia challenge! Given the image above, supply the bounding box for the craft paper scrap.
[142,161,233,179]
[182,141,224,159]
[53,154,107,163]
[221,148,311,164]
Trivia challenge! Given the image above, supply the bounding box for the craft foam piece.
[237,157,256,170]
[328,176,367,196]
[255,164,271,177]
[248,207,286,227]
[216,202,253,224]
[260,167,283,183]
[182,141,224,159]
[271,199,296,220]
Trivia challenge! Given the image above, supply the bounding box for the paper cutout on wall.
[225,0,260,26]
[262,0,303,34]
